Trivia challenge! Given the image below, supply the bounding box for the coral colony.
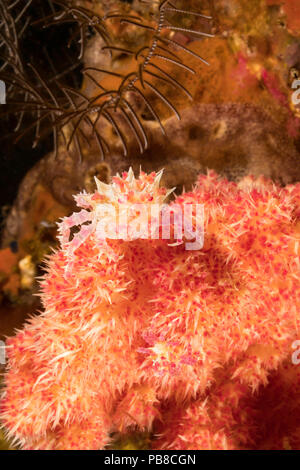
[1,169,300,450]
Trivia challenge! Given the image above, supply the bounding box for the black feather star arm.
[0,0,32,68]
[0,0,106,158]
[0,0,214,161]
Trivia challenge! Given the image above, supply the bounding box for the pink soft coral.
[1,169,300,450]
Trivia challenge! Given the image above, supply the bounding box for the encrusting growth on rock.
[1,169,300,449]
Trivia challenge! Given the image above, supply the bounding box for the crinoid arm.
[0,0,214,161]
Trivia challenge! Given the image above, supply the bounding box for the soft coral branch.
[1,168,300,450]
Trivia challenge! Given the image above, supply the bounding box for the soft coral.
[1,169,300,450]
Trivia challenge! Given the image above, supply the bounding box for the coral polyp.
[1,169,300,450]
